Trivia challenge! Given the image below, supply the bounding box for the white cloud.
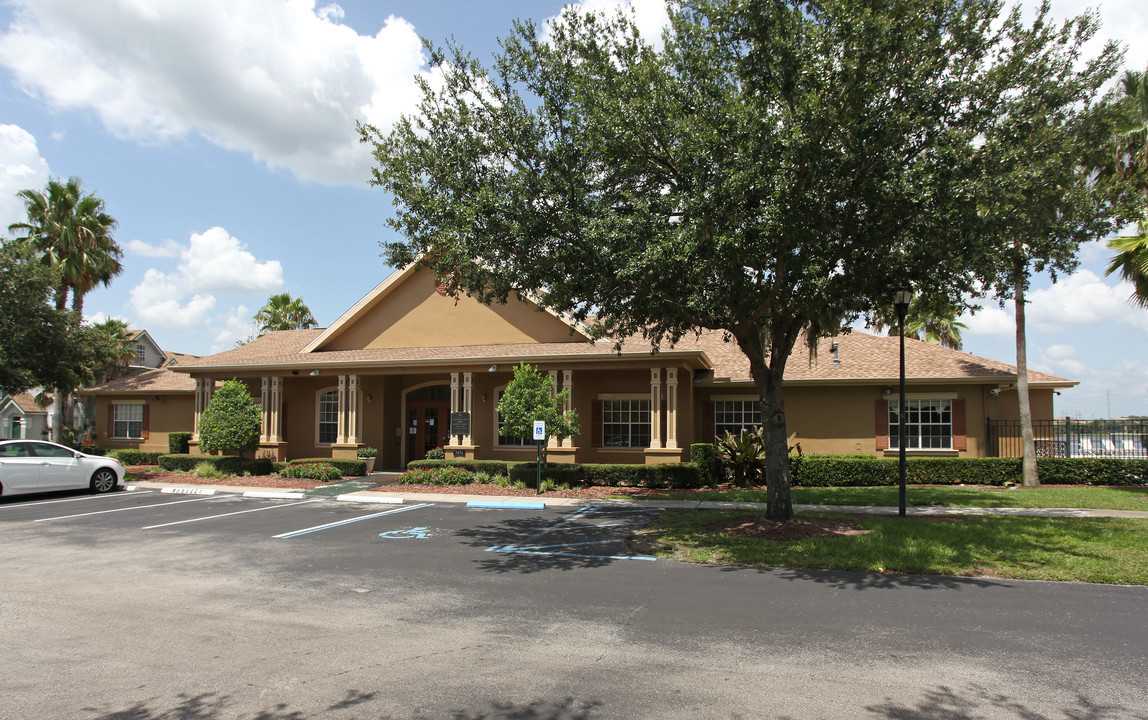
[961,305,1015,338]
[0,124,51,231]
[1033,343,1091,379]
[180,227,283,293]
[0,0,433,185]
[211,305,255,352]
[127,226,281,332]
[125,238,182,258]
[1027,270,1146,333]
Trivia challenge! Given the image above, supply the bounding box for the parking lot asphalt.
[3,486,1147,719]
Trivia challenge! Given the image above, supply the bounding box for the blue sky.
[1,0,1146,419]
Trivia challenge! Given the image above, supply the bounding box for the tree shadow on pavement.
[716,565,1012,592]
[83,692,605,720]
[454,511,657,574]
[865,684,1145,720]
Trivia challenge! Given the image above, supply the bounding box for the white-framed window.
[317,390,338,444]
[714,399,761,438]
[495,389,531,446]
[113,404,143,439]
[603,398,651,448]
[135,343,147,365]
[890,399,952,450]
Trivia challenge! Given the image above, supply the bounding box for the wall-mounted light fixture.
[366,394,372,403]
[291,370,299,376]
[153,395,160,402]
[488,364,497,373]
[309,370,319,376]
[481,393,488,403]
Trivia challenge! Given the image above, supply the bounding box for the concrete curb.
[243,491,306,500]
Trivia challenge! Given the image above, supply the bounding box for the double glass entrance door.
[406,386,450,463]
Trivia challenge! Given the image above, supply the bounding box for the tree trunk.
[1015,279,1039,487]
[745,346,794,522]
[52,387,67,443]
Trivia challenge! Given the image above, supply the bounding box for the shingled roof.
[82,366,197,394]
[172,327,1072,388]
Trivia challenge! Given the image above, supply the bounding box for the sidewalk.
[124,479,1148,519]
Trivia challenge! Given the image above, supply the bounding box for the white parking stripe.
[33,495,220,522]
[273,503,434,539]
[0,491,151,511]
[141,499,321,529]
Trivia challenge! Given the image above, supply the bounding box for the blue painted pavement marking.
[379,526,431,539]
[485,505,658,561]
[274,503,434,539]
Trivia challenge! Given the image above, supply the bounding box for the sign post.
[533,420,546,494]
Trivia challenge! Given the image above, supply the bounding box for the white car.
[0,440,124,496]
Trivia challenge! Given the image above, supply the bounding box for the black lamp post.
[894,289,912,517]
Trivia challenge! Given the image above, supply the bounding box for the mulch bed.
[125,466,319,490]
[705,515,870,541]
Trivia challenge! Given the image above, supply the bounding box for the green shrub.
[197,379,262,455]
[168,432,192,454]
[192,461,228,479]
[80,445,104,456]
[106,449,163,466]
[407,459,511,475]
[539,479,557,492]
[509,463,585,487]
[278,462,341,481]
[158,454,273,476]
[287,457,366,477]
[787,456,1148,487]
[357,446,378,458]
[690,443,723,487]
[396,466,474,485]
[424,448,446,460]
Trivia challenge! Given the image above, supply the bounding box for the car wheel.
[90,468,118,494]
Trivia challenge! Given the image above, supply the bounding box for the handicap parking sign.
[533,420,546,440]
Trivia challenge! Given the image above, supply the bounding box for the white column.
[336,375,347,444]
[193,377,214,441]
[463,371,473,446]
[449,372,460,447]
[666,368,679,449]
[270,376,283,443]
[548,370,560,449]
[347,375,360,445]
[650,368,662,449]
[260,377,271,442]
[562,370,574,448]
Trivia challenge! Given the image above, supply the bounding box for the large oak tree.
[363,0,1101,521]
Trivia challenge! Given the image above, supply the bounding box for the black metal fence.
[986,418,1148,459]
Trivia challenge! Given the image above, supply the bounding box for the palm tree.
[1105,67,1148,306]
[8,177,121,441]
[869,297,966,350]
[7,177,122,315]
[254,293,318,336]
[92,318,138,380]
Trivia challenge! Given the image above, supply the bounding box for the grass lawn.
[650,485,1148,511]
[634,510,1148,584]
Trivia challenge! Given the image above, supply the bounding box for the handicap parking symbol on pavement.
[378,526,431,539]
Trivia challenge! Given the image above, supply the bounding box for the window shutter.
[141,404,151,440]
[702,401,715,444]
[592,400,602,447]
[108,405,115,437]
[952,399,967,451]
[875,400,889,450]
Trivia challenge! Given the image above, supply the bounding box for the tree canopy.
[1105,65,1148,307]
[254,293,318,336]
[363,0,1123,521]
[497,363,580,459]
[7,176,121,315]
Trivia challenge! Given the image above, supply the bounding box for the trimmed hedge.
[287,457,366,477]
[80,446,104,456]
[278,461,341,481]
[690,443,723,487]
[169,432,192,454]
[397,466,475,485]
[788,456,1148,487]
[157,454,273,476]
[509,463,586,487]
[407,459,512,475]
[107,449,164,466]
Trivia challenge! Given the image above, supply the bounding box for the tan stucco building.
[86,262,1071,470]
